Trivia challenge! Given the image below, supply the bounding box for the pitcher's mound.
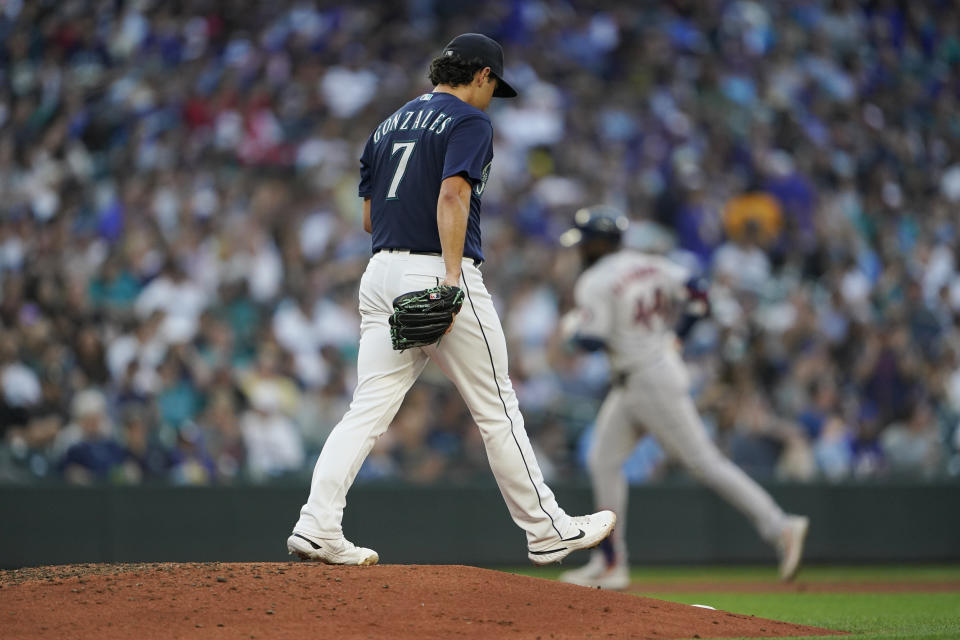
[0,562,843,639]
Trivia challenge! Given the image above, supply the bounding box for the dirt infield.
[632,579,960,594]
[0,563,841,640]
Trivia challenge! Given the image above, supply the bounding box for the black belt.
[375,248,482,267]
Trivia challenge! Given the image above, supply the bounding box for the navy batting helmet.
[559,205,629,247]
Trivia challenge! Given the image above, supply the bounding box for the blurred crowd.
[1,0,959,486]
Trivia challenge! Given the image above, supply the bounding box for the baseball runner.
[286,34,615,566]
[556,206,809,589]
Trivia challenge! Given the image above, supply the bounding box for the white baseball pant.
[294,251,571,548]
[589,348,787,565]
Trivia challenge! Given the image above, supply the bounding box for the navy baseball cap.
[559,205,629,247]
[442,33,518,98]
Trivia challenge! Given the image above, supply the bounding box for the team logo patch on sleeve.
[475,161,492,196]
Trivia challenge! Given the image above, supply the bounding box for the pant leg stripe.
[461,273,562,540]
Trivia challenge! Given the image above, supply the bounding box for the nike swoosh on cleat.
[529,546,567,555]
[529,529,587,555]
[294,534,322,550]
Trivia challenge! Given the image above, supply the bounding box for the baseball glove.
[389,285,465,351]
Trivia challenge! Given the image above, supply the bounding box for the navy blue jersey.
[359,92,493,263]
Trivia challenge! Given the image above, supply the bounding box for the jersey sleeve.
[358,134,374,198]
[442,116,493,184]
[656,257,692,300]
[572,272,614,341]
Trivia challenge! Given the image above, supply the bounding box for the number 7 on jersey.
[387,141,416,200]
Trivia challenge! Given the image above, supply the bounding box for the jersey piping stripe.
[461,273,563,541]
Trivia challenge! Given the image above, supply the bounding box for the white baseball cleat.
[560,553,630,590]
[777,515,809,581]
[287,533,379,566]
[528,510,616,566]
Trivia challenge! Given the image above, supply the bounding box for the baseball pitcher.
[286,35,614,566]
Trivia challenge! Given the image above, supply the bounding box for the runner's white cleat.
[528,510,616,566]
[560,552,630,590]
[287,533,379,566]
[777,515,809,581]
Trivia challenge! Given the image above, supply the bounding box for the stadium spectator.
[59,389,127,485]
[240,384,305,480]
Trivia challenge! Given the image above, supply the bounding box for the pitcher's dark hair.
[428,53,490,88]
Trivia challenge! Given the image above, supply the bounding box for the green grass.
[504,565,960,640]
[648,592,960,640]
